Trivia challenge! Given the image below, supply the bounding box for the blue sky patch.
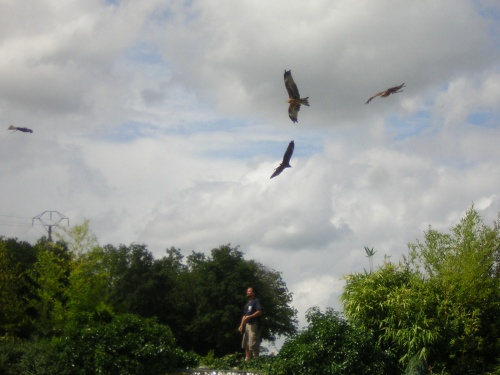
[386,111,432,141]
[100,122,158,143]
[467,111,498,128]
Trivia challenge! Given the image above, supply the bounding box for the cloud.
[1,0,499,331]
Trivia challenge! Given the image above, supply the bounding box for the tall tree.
[65,247,114,325]
[27,242,72,336]
[341,207,500,373]
[184,244,297,356]
[407,207,500,373]
[0,242,25,336]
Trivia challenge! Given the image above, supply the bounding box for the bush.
[0,314,197,375]
[267,307,398,375]
[0,336,68,375]
[57,314,198,374]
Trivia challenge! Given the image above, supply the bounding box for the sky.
[1,0,500,338]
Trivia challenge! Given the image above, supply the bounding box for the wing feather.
[270,141,295,179]
[288,103,301,123]
[365,91,384,104]
[284,70,300,99]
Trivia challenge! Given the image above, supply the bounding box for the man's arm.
[238,310,263,333]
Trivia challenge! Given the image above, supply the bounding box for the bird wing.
[8,125,17,131]
[270,164,286,179]
[270,141,295,179]
[284,70,301,99]
[365,91,384,104]
[282,140,295,164]
[288,102,301,123]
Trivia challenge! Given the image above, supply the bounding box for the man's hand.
[238,316,248,333]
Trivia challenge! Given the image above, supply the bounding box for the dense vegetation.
[1,207,499,374]
[223,207,500,375]
[0,223,297,374]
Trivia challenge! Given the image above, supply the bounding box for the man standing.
[238,287,263,360]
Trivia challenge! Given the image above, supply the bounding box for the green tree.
[268,307,394,375]
[27,243,72,336]
[57,219,99,256]
[407,207,500,373]
[342,207,500,374]
[183,244,297,356]
[98,243,156,315]
[0,243,25,336]
[65,246,114,326]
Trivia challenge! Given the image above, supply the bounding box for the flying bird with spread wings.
[8,125,33,133]
[365,83,405,104]
[270,140,295,179]
[284,70,309,123]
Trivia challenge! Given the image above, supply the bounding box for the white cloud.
[1,0,499,331]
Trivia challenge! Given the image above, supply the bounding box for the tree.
[182,244,297,356]
[268,307,395,375]
[342,207,500,374]
[407,207,500,373]
[56,219,99,257]
[27,242,72,336]
[64,247,114,326]
[0,242,25,336]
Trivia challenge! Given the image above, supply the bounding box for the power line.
[0,215,33,228]
[0,220,32,228]
[0,214,33,219]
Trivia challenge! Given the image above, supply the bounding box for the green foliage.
[404,354,428,375]
[0,336,68,375]
[183,244,297,356]
[267,307,395,375]
[58,314,197,374]
[1,228,298,365]
[342,206,500,374]
[27,243,72,336]
[56,219,99,256]
[199,350,244,369]
[0,243,25,336]
[64,247,114,326]
[364,246,376,273]
[0,316,198,375]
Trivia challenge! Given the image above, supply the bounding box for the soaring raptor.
[365,83,405,104]
[284,70,309,123]
[8,125,33,133]
[270,140,295,179]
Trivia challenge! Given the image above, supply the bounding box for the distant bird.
[365,83,405,104]
[270,140,295,179]
[8,125,33,133]
[284,70,309,123]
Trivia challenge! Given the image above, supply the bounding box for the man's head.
[246,287,257,299]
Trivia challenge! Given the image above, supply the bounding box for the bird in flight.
[284,70,309,123]
[270,140,295,179]
[365,83,405,104]
[8,125,33,133]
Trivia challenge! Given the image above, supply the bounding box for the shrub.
[267,307,397,375]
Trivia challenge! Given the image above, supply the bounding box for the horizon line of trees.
[1,206,499,374]
[0,224,298,373]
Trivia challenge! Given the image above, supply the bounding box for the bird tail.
[300,97,310,106]
[8,125,16,130]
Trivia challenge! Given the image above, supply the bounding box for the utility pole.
[32,211,69,242]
